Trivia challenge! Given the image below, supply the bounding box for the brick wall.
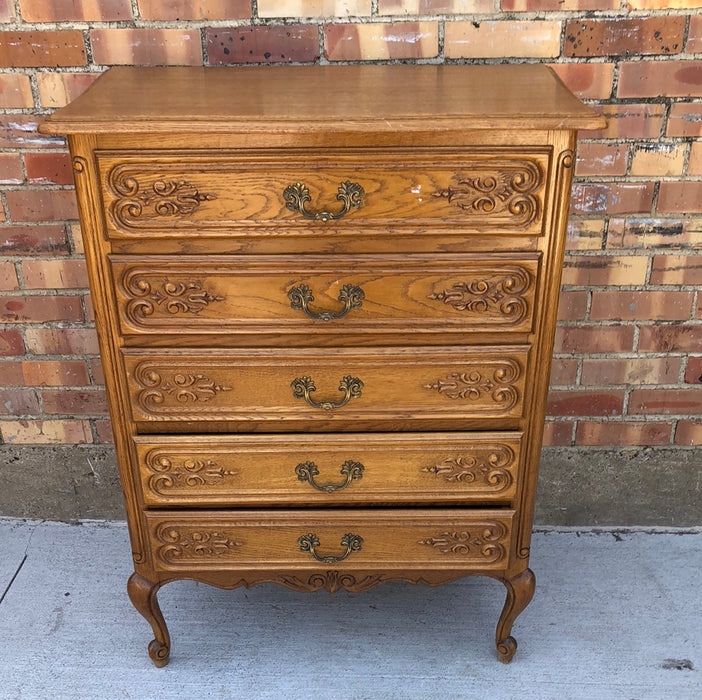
[0,1,700,462]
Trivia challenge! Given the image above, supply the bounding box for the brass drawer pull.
[288,283,364,321]
[298,533,363,563]
[291,375,363,411]
[295,460,365,492]
[283,181,365,221]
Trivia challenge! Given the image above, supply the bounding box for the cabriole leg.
[127,572,171,667]
[495,568,536,663]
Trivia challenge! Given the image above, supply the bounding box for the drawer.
[133,432,523,507]
[111,254,540,339]
[121,346,530,432]
[98,148,549,239]
[145,509,515,573]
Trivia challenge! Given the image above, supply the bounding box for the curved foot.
[495,568,535,663]
[127,573,171,667]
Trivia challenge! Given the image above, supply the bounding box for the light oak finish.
[40,64,603,667]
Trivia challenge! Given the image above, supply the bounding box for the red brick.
[630,143,686,177]
[378,0,492,13]
[0,0,15,21]
[503,0,617,8]
[575,143,628,176]
[589,104,664,140]
[684,357,702,385]
[549,358,578,386]
[41,389,109,415]
[606,218,699,249]
[689,142,702,176]
[24,328,99,355]
[19,0,132,21]
[139,0,250,19]
[575,421,671,446]
[591,291,693,321]
[565,17,684,57]
[21,259,88,289]
[0,360,89,386]
[650,255,702,286]
[618,60,702,98]
[542,420,573,446]
[36,72,99,109]
[4,190,77,222]
[674,420,702,446]
[548,63,614,100]
[94,419,114,443]
[91,29,202,66]
[687,15,702,54]
[628,389,701,416]
[326,22,438,61]
[666,103,702,138]
[657,182,702,214]
[69,224,84,256]
[445,21,561,59]
[0,225,69,255]
[0,73,33,108]
[570,182,654,216]
[0,388,39,415]
[638,325,702,353]
[0,295,83,323]
[206,26,319,64]
[0,153,24,184]
[566,219,606,251]
[24,152,73,186]
[561,255,648,286]
[0,31,86,68]
[0,329,25,356]
[89,357,105,385]
[0,116,65,150]
[557,291,588,321]
[0,261,18,290]
[581,357,681,386]
[0,419,92,444]
[547,390,624,417]
[627,0,702,8]
[555,325,635,354]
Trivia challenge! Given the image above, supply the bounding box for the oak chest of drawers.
[40,65,604,666]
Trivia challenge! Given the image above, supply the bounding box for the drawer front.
[134,432,523,507]
[122,346,529,430]
[98,149,549,238]
[111,254,539,337]
[145,509,514,572]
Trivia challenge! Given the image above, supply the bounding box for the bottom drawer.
[145,509,514,573]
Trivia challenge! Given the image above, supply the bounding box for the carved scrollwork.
[108,165,216,227]
[124,274,224,322]
[429,267,531,324]
[433,160,542,228]
[424,360,521,411]
[155,525,243,564]
[279,571,387,593]
[134,364,232,409]
[145,450,238,494]
[419,522,508,563]
[421,445,515,492]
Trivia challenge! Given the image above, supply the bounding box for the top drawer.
[97,148,551,240]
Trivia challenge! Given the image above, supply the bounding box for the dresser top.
[40,64,604,135]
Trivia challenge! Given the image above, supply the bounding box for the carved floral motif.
[429,267,531,324]
[433,161,542,228]
[421,445,515,492]
[425,361,521,411]
[124,276,224,322]
[155,526,243,564]
[419,523,508,563]
[134,364,232,409]
[146,451,238,494]
[108,165,216,227]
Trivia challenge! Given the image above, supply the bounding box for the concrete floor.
[0,519,700,700]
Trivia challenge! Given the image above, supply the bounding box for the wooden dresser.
[40,65,603,666]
